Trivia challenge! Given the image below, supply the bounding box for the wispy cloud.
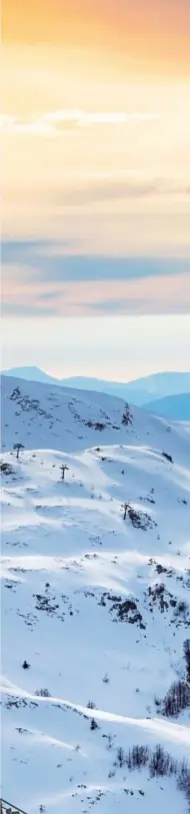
[43,109,161,127]
[2,246,190,317]
[2,242,190,284]
[43,180,190,206]
[1,109,161,137]
[3,267,190,318]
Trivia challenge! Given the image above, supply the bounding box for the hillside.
[146,393,190,422]
[1,375,190,814]
[125,371,190,398]
[2,366,59,387]
[3,367,190,409]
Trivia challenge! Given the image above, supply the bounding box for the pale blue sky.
[2,314,190,381]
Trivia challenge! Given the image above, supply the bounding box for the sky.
[1,0,190,381]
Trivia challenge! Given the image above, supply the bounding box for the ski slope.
[1,375,190,813]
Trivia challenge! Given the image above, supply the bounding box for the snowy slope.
[146,393,190,421]
[1,375,190,814]
[3,366,190,405]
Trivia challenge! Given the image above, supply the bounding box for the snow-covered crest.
[1,376,190,813]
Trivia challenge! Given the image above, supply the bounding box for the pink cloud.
[2,265,190,316]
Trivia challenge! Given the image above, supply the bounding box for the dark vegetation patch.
[99,592,146,628]
[155,641,190,717]
[0,461,13,475]
[174,600,190,626]
[184,639,190,683]
[34,593,60,616]
[4,695,38,710]
[147,584,189,625]
[162,680,190,717]
[33,587,75,622]
[68,398,120,431]
[16,609,38,630]
[162,451,173,463]
[148,583,173,613]
[155,563,168,575]
[112,598,146,628]
[112,743,190,808]
[35,688,51,698]
[4,580,18,593]
[123,502,157,530]
[90,718,99,731]
[140,495,155,505]
[10,387,54,422]
[86,421,106,431]
[149,559,174,578]
[121,404,133,426]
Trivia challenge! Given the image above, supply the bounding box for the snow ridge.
[1,375,190,813]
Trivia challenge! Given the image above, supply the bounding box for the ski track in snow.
[1,375,190,813]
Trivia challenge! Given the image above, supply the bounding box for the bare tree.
[60,464,69,481]
[13,443,24,460]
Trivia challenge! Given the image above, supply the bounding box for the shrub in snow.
[127,745,149,770]
[122,404,132,426]
[174,599,189,619]
[163,680,190,717]
[122,502,156,530]
[90,718,99,730]
[117,746,125,767]
[22,660,30,669]
[177,759,190,805]
[35,688,51,697]
[0,461,13,475]
[184,639,190,683]
[114,743,189,807]
[149,744,177,777]
[108,768,116,778]
[162,451,173,463]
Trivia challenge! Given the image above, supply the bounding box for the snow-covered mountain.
[1,375,190,814]
[146,393,190,422]
[3,367,190,409]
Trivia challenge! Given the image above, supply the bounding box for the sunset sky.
[2,0,190,380]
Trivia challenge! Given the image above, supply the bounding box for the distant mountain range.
[2,365,190,419]
[146,392,190,421]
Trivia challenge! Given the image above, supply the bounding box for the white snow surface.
[0,375,190,813]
